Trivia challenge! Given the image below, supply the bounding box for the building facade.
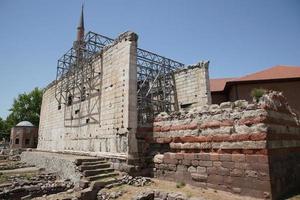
[210,66,300,112]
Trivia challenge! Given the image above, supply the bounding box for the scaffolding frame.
[55,31,184,126]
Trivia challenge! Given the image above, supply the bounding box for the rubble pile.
[97,190,125,200]
[0,173,74,199]
[118,174,152,187]
[132,190,205,200]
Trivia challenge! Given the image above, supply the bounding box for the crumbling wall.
[137,91,300,199]
[174,61,211,109]
[38,32,138,159]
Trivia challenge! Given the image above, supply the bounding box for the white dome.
[16,121,34,127]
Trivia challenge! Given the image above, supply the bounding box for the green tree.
[0,117,9,139]
[7,87,43,129]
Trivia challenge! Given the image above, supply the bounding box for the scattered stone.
[118,174,152,187]
[131,190,205,200]
[0,172,74,200]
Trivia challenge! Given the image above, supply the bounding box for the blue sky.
[0,0,299,118]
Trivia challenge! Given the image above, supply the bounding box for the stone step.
[79,178,120,199]
[93,177,120,188]
[81,160,107,166]
[79,163,111,171]
[83,168,114,177]
[75,158,105,165]
[86,172,119,181]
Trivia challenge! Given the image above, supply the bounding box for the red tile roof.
[210,65,300,92]
[209,78,235,92]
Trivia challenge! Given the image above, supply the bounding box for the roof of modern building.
[209,78,235,92]
[210,65,300,92]
[15,121,34,127]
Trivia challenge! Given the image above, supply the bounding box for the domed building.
[10,121,38,149]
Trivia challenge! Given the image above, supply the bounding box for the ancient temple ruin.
[37,9,211,160]
[24,7,300,200]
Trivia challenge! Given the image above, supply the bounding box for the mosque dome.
[15,121,34,127]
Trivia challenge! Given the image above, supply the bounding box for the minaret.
[77,5,85,42]
[74,5,85,60]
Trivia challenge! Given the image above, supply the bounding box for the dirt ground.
[100,178,260,200]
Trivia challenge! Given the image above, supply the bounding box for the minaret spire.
[76,4,85,42]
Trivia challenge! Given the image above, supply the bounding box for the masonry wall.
[137,91,300,199]
[174,61,211,109]
[38,32,138,160]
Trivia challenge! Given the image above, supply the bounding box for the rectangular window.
[15,138,19,144]
[25,139,30,145]
[180,103,192,109]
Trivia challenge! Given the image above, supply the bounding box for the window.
[180,103,192,109]
[67,95,73,106]
[15,138,19,144]
[81,87,86,101]
[25,139,30,145]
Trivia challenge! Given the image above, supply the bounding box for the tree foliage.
[0,87,43,139]
[8,87,43,127]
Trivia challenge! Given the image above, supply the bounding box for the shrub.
[251,88,266,102]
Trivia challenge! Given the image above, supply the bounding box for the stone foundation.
[21,151,94,184]
[154,152,270,198]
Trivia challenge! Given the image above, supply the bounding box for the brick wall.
[137,91,300,199]
[10,126,38,149]
[174,61,211,109]
[38,32,138,160]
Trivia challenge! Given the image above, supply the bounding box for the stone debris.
[131,190,206,200]
[97,190,125,200]
[118,174,152,187]
[0,173,74,199]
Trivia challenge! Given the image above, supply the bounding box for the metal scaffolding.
[55,31,184,126]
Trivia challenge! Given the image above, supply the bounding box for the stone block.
[191,160,199,166]
[195,153,210,160]
[198,160,212,167]
[230,169,244,177]
[222,161,235,169]
[210,153,219,161]
[219,154,232,161]
[196,166,207,174]
[232,154,245,162]
[191,173,208,182]
[246,155,268,164]
[188,166,197,173]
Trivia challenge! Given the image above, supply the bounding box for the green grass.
[0,174,9,183]
[176,181,186,188]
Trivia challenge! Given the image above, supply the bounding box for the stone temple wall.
[174,61,211,109]
[38,32,138,160]
[137,91,300,199]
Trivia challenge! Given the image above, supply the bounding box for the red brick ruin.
[137,91,300,199]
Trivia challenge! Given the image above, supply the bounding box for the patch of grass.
[251,88,266,102]
[22,173,35,180]
[186,191,192,198]
[0,174,9,183]
[176,181,186,188]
